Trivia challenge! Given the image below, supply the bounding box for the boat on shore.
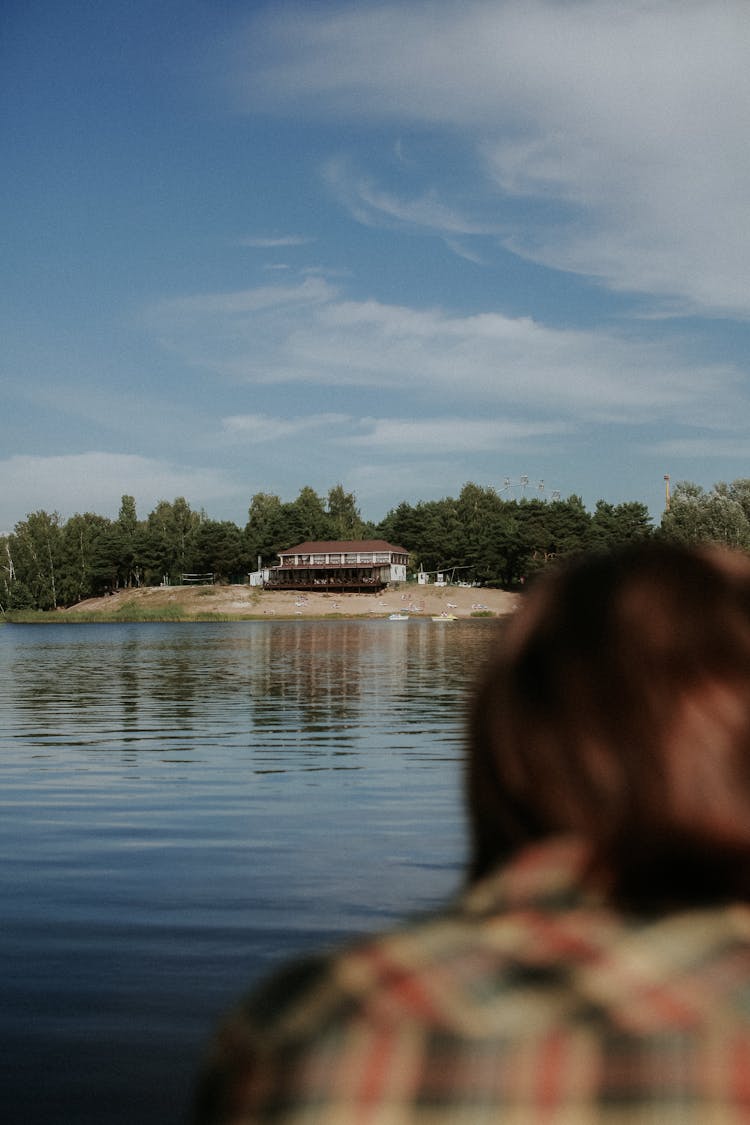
[431,612,456,622]
[388,612,409,621]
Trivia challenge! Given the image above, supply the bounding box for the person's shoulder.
[193,951,346,1124]
[236,909,465,1041]
[242,951,336,1029]
[192,915,472,1124]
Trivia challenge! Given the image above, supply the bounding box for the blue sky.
[3,0,750,532]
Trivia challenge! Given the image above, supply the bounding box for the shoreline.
[4,583,520,623]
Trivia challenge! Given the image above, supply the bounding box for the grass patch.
[113,600,186,621]
[4,609,55,623]
[470,609,496,617]
[6,602,188,623]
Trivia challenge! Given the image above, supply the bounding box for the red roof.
[279,539,408,555]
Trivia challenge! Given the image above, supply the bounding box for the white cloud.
[222,412,567,454]
[229,1,750,314]
[222,412,350,441]
[239,234,313,248]
[0,453,240,531]
[443,239,487,266]
[323,156,495,236]
[156,276,335,317]
[346,416,569,453]
[151,277,340,376]
[151,280,746,427]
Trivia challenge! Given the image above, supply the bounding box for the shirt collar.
[460,836,600,918]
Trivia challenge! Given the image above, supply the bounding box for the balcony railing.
[277,554,398,567]
[264,574,384,589]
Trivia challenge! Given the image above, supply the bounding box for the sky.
[3,0,750,533]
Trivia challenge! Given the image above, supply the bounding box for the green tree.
[544,495,591,557]
[389,497,463,575]
[505,495,592,581]
[661,481,750,548]
[327,484,365,539]
[139,497,201,584]
[378,500,421,554]
[282,486,330,544]
[456,482,512,584]
[381,486,526,586]
[191,520,246,582]
[589,500,652,549]
[715,479,750,525]
[245,492,288,566]
[10,511,63,609]
[0,535,15,610]
[113,494,140,588]
[514,498,554,573]
[58,513,119,604]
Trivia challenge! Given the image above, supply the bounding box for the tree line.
[2,478,749,612]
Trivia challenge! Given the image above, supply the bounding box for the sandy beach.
[63,582,520,620]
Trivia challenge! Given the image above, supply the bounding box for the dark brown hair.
[467,541,750,910]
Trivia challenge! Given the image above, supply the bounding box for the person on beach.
[194,541,750,1122]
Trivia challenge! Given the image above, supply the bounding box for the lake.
[0,618,501,1124]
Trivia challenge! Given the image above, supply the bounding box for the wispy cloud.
[222,412,350,441]
[323,156,495,236]
[229,1,750,314]
[0,453,240,530]
[220,411,568,455]
[151,279,747,427]
[443,238,487,266]
[156,276,335,316]
[239,234,314,248]
[346,416,570,453]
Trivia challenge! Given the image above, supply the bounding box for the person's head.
[467,541,750,910]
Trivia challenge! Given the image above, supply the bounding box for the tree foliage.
[8,511,63,610]
[327,483,367,540]
[0,477,696,613]
[660,480,750,549]
[191,520,246,582]
[377,486,647,586]
[245,492,288,567]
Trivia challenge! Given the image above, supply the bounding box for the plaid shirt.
[195,837,750,1123]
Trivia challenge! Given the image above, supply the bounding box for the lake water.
[0,618,501,1124]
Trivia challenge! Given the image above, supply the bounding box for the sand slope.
[63,583,519,620]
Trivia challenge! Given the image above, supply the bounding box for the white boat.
[388,612,409,621]
[431,612,456,622]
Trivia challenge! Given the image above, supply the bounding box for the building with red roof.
[264,539,409,592]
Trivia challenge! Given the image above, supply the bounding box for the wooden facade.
[264,539,409,593]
